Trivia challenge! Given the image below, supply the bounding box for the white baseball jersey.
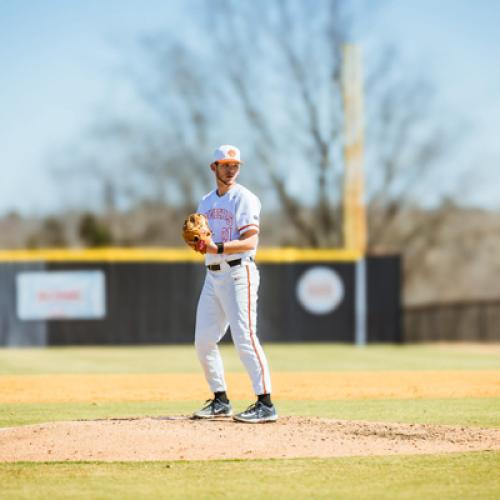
[197,184,261,265]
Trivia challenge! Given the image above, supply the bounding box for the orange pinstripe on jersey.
[238,224,259,232]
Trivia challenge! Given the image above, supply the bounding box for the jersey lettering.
[206,208,233,225]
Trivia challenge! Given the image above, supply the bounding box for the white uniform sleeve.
[236,193,261,235]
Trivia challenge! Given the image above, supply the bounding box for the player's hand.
[204,241,218,255]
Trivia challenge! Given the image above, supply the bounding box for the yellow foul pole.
[341,44,367,253]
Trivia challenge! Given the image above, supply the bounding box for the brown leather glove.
[182,213,212,254]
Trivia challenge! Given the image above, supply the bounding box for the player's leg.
[222,263,276,423]
[193,273,231,418]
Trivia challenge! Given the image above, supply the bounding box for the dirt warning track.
[1,371,499,403]
[1,417,499,462]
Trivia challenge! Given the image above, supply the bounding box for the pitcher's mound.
[1,417,498,462]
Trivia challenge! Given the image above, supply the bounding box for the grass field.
[1,344,499,499]
[1,343,499,374]
[2,398,500,429]
[1,453,499,500]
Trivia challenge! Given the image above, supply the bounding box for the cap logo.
[227,149,237,158]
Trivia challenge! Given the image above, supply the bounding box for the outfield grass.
[0,344,499,375]
[1,452,499,500]
[1,398,499,429]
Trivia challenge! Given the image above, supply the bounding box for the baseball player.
[192,145,277,423]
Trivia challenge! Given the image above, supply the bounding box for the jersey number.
[221,227,231,242]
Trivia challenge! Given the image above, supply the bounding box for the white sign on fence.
[16,270,106,320]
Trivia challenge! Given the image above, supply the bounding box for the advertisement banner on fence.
[296,266,345,315]
[16,270,106,320]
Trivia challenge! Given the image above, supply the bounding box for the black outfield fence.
[404,300,500,342]
[0,248,401,346]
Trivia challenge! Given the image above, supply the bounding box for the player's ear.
[210,162,217,172]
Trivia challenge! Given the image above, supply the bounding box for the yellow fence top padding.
[0,247,362,263]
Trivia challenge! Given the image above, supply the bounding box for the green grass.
[1,344,499,375]
[0,453,499,499]
[1,398,499,429]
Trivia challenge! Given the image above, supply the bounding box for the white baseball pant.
[194,260,272,396]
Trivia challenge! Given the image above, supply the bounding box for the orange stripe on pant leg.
[246,265,267,395]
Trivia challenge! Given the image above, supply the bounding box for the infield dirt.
[1,417,499,462]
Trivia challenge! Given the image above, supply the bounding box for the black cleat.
[233,401,278,423]
[192,398,233,419]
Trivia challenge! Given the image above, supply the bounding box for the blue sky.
[1,0,499,215]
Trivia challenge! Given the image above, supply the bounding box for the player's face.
[213,162,240,186]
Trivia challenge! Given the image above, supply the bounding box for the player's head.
[210,145,242,187]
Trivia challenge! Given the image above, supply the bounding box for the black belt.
[206,257,257,271]
[207,259,242,271]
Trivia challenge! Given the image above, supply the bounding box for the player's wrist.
[216,242,224,254]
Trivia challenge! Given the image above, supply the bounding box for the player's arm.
[206,229,258,255]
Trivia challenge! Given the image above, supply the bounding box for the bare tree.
[54,0,460,264]
[199,0,458,249]
[52,38,219,214]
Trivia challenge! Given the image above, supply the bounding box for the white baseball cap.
[213,145,243,164]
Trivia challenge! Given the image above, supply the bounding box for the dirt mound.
[1,417,499,462]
